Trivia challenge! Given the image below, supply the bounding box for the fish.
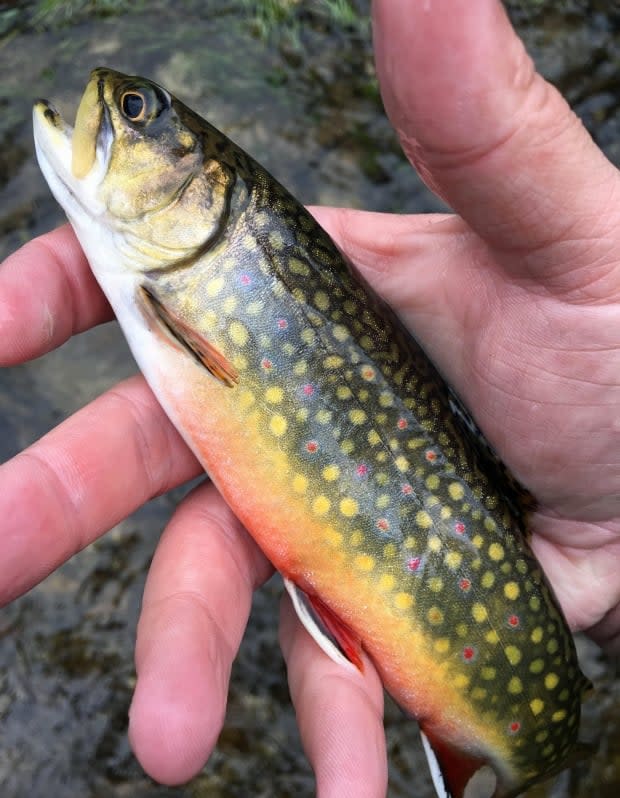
[33,68,591,798]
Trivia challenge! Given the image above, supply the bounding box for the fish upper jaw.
[33,99,108,226]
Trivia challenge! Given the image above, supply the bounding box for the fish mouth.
[33,73,113,221]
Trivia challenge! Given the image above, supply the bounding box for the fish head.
[33,68,235,276]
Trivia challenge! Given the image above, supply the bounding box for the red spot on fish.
[407,557,421,572]
[397,417,408,430]
[508,721,521,735]
[305,440,319,454]
[462,646,476,662]
[376,518,390,532]
[507,614,520,629]
[277,318,288,330]
[361,366,376,381]
[454,521,466,535]
[459,578,472,592]
[302,383,315,397]
[425,449,438,462]
[261,357,273,371]
[240,273,252,286]
[356,464,369,477]
[401,483,413,495]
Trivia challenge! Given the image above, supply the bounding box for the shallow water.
[0,2,618,796]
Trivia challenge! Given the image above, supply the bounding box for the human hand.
[1,1,618,797]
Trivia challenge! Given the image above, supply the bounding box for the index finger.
[0,225,112,366]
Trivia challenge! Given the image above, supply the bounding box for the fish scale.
[33,68,591,798]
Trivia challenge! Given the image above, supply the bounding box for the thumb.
[372,0,620,294]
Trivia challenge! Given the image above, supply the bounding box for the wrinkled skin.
[0,1,619,796]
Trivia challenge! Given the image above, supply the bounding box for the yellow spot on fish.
[269,414,288,437]
[485,630,499,644]
[434,638,450,654]
[530,659,545,674]
[340,439,354,455]
[206,276,225,296]
[448,482,465,500]
[367,430,380,446]
[531,627,543,644]
[456,623,469,638]
[426,474,440,491]
[545,673,559,690]
[378,574,395,591]
[301,329,315,346]
[314,291,329,311]
[472,534,484,548]
[395,456,409,472]
[333,324,349,341]
[454,674,470,689]
[354,554,375,572]
[290,257,310,276]
[505,646,522,666]
[417,512,433,530]
[242,234,257,251]
[484,517,497,532]
[376,494,390,510]
[323,526,343,546]
[292,474,308,494]
[322,465,340,481]
[530,596,541,611]
[440,506,452,520]
[395,593,414,610]
[481,571,495,589]
[552,709,567,723]
[489,543,504,561]
[547,638,559,654]
[349,409,367,425]
[350,530,363,546]
[222,295,238,314]
[268,230,284,250]
[530,699,545,716]
[472,687,487,701]
[472,603,488,623]
[427,535,441,551]
[228,321,248,347]
[239,390,255,409]
[378,391,393,406]
[265,386,283,404]
[340,497,359,517]
[508,677,523,694]
[247,300,264,315]
[316,409,332,424]
[337,386,353,400]
[296,408,309,422]
[313,496,330,515]
[445,551,462,570]
[428,577,443,593]
[324,355,343,369]
[504,582,520,600]
[481,667,496,681]
[536,731,549,743]
[427,606,443,624]
[383,543,397,558]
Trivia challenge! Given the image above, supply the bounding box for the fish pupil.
[121,92,144,121]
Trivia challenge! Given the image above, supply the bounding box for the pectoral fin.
[137,285,238,387]
[420,727,494,798]
[284,577,364,673]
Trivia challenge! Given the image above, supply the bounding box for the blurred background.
[0,1,618,796]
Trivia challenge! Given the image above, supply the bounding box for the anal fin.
[137,285,239,387]
[284,577,364,673]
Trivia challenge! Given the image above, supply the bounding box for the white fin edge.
[283,577,358,673]
[420,730,452,798]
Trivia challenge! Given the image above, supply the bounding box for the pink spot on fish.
[356,464,369,478]
[407,557,421,572]
[454,521,466,535]
[397,417,408,430]
[305,440,319,454]
[240,273,252,286]
[508,721,521,735]
[376,518,390,532]
[361,366,376,381]
[401,483,413,495]
[261,357,273,371]
[277,318,288,330]
[507,614,520,629]
[302,383,315,397]
[425,450,438,462]
[462,646,477,662]
[459,578,472,592]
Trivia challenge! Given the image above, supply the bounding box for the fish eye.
[121,91,146,122]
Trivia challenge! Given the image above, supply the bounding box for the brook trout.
[33,69,590,798]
